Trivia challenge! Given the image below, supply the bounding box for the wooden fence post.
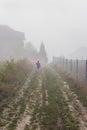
[85,60,87,82]
[62,58,65,69]
[76,59,78,79]
[70,59,72,73]
[65,59,68,71]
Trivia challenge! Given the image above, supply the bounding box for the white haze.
[0,0,87,60]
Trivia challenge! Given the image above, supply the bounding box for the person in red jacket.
[36,60,41,69]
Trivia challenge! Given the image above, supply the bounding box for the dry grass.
[0,59,33,106]
[53,65,87,107]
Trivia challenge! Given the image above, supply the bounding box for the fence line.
[53,57,87,83]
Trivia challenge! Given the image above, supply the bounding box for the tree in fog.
[39,41,48,64]
[24,42,38,60]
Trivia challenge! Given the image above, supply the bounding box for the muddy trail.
[0,67,87,130]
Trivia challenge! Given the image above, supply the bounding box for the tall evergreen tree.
[39,41,48,63]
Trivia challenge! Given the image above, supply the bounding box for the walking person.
[36,60,41,70]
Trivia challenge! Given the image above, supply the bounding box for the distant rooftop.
[0,25,25,41]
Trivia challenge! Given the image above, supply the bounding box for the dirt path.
[15,103,31,130]
[0,78,31,130]
[0,69,43,130]
[62,81,87,130]
[0,71,36,130]
[15,75,42,130]
[1,67,87,130]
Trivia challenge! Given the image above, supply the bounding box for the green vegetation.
[53,65,87,108]
[0,59,33,115]
[0,64,82,130]
[29,67,79,130]
[42,68,79,130]
[0,59,32,95]
[7,71,38,130]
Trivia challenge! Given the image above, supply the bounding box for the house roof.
[0,25,25,41]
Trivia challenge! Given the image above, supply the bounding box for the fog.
[0,0,87,60]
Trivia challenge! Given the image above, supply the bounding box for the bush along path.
[0,66,87,130]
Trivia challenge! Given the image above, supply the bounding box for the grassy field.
[0,63,87,130]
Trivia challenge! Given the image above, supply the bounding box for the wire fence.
[53,57,87,83]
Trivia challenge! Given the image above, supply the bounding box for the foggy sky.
[0,0,87,60]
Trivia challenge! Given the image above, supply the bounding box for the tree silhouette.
[39,41,48,63]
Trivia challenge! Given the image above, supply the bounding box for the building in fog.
[0,25,25,60]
